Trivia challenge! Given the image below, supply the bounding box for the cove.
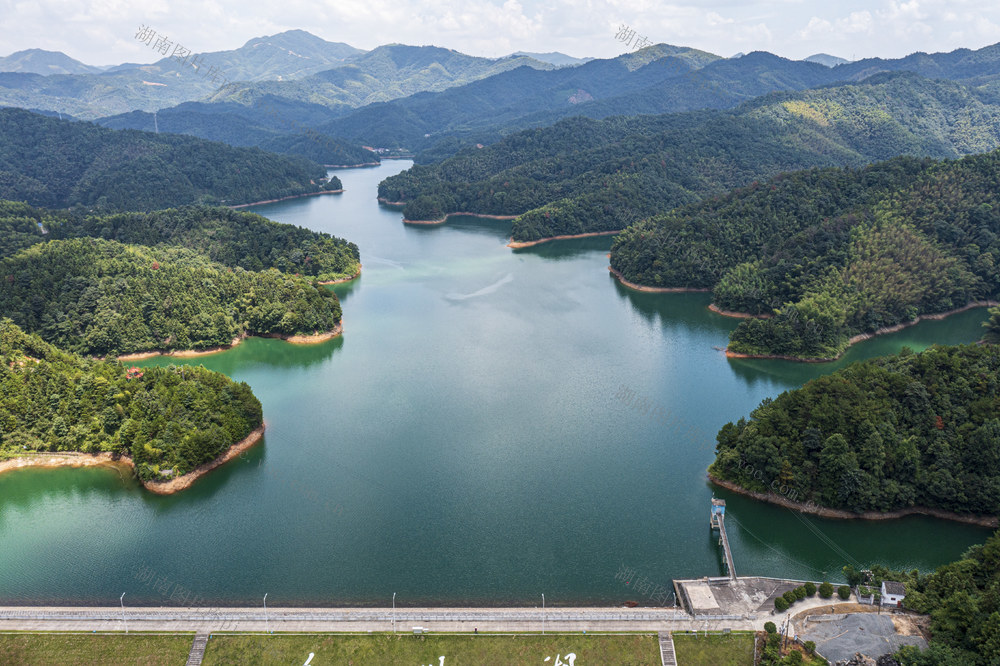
[0,160,992,607]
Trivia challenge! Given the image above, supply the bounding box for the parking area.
[798,612,927,663]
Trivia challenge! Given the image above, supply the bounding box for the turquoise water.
[0,160,992,607]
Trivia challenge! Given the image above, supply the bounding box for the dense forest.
[377,73,1000,241]
[100,101,380,167]
[0,238,343,356]
[0,319,263,482]
[0,201,360,282]
[612,151,1000,358]
[709,344,1000,516]
[0,108,341,210]
[987,308,1000,343]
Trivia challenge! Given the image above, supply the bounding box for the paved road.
[0,607,752,633]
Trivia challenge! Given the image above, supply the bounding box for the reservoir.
[0,160,992,607]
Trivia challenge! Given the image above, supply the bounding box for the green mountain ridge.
[0,200,361,282]
[0,237,343,357]
[611,148,1000,360]
[376,72,1000,242]
[0,108,340,210]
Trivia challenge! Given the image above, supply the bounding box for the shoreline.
[402,211,519,225]
[323,161,379,168]
[229,189,344,209]
[143,425,266,495]
[507,230,620,249]
[0,452,131,480]
[317,265,361,285]
[0,424,266,495]
[707,303,772,319]
[725,299,1000,363]
[608,266,712,293]
[112,323,343,362]
[708,475,999,528]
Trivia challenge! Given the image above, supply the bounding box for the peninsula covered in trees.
[0,238,344,357]
[612,150,1000,359]
[0,201,360,282]
[0,319,263,485]
[709,344,1000,519]
[378,73,1000,241]
[0,108,342,210]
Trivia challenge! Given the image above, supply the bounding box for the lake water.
[0,160,993,607]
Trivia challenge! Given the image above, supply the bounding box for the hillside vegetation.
[0,201,360,282]
[0,238,343,357]
[378,73,1000,242]
[0,108,340,210]
[612,151,1000,358]
[0,319,262,482]
[710,344,1000,516]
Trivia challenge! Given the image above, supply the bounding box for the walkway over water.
[711,498,737,581]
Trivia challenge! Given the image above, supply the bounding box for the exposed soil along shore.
[377,197,406,206]
[724,300,1000,363]
[0,425,267,495]
[507,230,621,249]
[229,189,344,209]
[112,323,343,361]
[709,475,999,528]
[317,266,361,285]
[143,425,266,495]
[402,211,519,225]
[0,452,130,479]
[267,321,343,344]
[608,266,712,293]
[725,350,838,363]
[323,162,379,168]
[707,303,773,319]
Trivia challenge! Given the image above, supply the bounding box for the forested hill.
[377,73,1000,240]
[0,319,263,483]
[0,108,341,210]
[612,151,1000,359]
[0,238,343,357]
[0,201,360,283]
[99,100,380,167]
[709,344,1000,517]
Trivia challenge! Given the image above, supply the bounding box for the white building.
[881,581,906,607]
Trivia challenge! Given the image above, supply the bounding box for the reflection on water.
[137,335,344,374]
[511,235,616,261]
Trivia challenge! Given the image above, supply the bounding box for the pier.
[710,498,737,581]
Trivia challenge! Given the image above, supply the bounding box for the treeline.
[0,319,262,482]
[0,201,360,282]
[612,151,1000,358]
[0,238,343,356]
[841,533,1000,665]
[0,108,341,210]
[377,73,1000,241]
[709,344,1000,516]
[987,308,1000,343]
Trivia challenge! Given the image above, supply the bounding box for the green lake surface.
[0,160,994,607]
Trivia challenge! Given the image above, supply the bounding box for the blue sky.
[1,0,998,65]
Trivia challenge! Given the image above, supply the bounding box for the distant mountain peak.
[508,51,593,67]
[804,53,849,67]
[0,48,102,75]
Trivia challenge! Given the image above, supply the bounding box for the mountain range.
[91,38,1000,169]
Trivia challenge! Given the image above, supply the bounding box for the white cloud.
[0,0,999,66]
